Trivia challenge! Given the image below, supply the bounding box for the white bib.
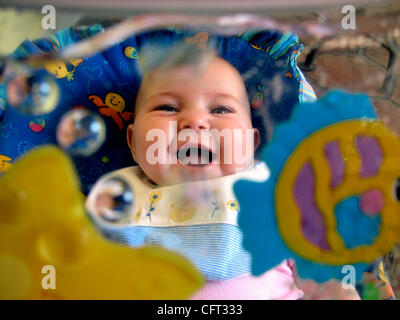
[86,162,269,280]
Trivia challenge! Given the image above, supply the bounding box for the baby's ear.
[127,124,137,162]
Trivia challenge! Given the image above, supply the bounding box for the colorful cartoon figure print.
[251,85,265,110]
[44,58,83,81]
[89,92,134,130]
[28,118,46,133]
[124,46,138,59]
[185,32,210,49]
[235,90,400,283]
[0,155,12,173]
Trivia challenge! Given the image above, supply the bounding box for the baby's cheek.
[222,129,255,167]
[220,162,248,177]
[140,162,167,185]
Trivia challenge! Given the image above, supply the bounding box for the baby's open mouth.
[177,146,214,167]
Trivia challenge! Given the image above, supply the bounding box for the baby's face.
[127,55,260,185]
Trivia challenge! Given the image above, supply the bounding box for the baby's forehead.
[150,54,239,77]
[136,54,250,109]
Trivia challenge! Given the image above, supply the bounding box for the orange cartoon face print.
[89,92,134,130]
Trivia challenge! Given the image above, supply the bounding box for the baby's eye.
[211,105,234,114]
[154,105,178,112]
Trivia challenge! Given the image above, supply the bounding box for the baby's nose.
[178,110,210,131]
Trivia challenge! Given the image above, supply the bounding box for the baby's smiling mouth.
[176,145,214,167]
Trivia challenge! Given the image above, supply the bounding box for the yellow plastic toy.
[0,146,203,299]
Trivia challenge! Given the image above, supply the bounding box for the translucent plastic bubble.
[92,177,134,223]
[56,109,106,157]
[6,69,59,116]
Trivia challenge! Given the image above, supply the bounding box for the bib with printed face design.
[86,162,269,281]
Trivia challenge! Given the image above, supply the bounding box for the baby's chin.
[146,163,249,186]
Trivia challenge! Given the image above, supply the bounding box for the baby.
[87,45,360,300]
[127,49,260,186]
